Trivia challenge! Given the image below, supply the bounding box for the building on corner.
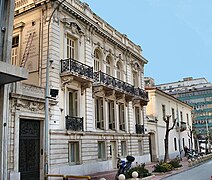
[7,0,150,179]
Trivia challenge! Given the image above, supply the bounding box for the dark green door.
[19,119,40,180]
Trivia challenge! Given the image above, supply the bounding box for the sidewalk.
[88,157,189,180]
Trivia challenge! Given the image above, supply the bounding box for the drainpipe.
[44,0,66,176]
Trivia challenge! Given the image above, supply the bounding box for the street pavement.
[88,157,190,180]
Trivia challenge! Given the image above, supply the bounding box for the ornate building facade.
[8,0,150,179]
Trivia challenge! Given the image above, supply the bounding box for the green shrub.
[168,158,182,168]
[124,163,151,178]
[153,162,173,172]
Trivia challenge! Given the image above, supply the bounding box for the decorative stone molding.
[61,76,74,90]
[14,99,44,112]
[81,82,92,95]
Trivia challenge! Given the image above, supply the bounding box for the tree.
[163,115,177,162]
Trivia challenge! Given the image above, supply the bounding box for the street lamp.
[44,0,66,176]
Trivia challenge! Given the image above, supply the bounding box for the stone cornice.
[60,1,148,64]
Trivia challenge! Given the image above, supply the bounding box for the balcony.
[65,115,83,131]
[176,121,187,132]
[135,124,144,134]
[93,71,148,103]
[61,58,93,81]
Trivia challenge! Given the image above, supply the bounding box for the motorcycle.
[115,155,135,180]
[187,149,199,159]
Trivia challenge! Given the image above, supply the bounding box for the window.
[186,113,189,126]
[68,91,78,116]
[138,140,143,155]
[162,105,166,119]
[118,103,125,131]
[174,138,177,151]
[108,100,115,130]
[116,62,121,79]
[94,49,100,71]
[171,108,175,122]
[182,138,185,148]
[98,141,106,160]
[11,36,19,65]
[121,141,127,156]
[106,56,112,75]
[180,111,183,122]
[69,142,80,165]
[133,72,139,87]
[67,35,76,59]
[135,107,140,124]
[95,97,104,129]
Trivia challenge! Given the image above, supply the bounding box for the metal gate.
[19,119,40,180]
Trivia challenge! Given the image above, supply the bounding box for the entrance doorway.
[109,141,117,169]
[149,132,157,162]
[19,119,40,180]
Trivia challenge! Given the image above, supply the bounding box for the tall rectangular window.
[121,141,127,156]
[108,100,115,130]
[138,140,143,155]
[133,72,138,87]
[119,103,125,131]
[69,142,80,165]
[180,111,183,122]
[135,107,140,124]
[186,113,189,126]
[95,97,104,129]
[67,35,75,59]
[162,105,166,118]
[11,36,19,65]
[68,91,78,116]
[98,141,106,160]
[182,138,185,148]
[174,138,177,151]
[171,108,175,122]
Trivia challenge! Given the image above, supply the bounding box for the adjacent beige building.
[8,0,150,179]
[146,87,193,161]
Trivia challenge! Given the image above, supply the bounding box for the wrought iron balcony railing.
[94,71,148,100]
[61,58,93,79]
[135,124,144,134]
[65,115,83,131]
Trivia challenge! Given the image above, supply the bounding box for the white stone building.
[8,0,150,179]
[145,87,193,161]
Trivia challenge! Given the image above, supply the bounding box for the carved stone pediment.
[62,18,84,36]
[15,99,44,112]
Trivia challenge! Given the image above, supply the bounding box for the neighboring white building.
[157,77,212,93]
[145,87,193,161]
[8,0,150,179]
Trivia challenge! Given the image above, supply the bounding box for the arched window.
[94,49,101,72]
[106,56,112,75]
[133,71,139,87]
[116,61,122,80]
[132,62,140,87]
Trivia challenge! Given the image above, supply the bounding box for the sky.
[82,0,212,85]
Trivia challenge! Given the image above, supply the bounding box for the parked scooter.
[187,149,199,159]
[115,155,135,180]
